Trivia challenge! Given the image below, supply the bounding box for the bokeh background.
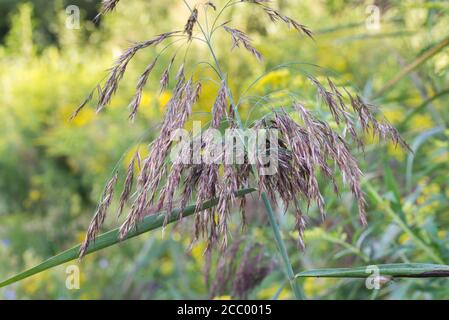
[0,0,448,299]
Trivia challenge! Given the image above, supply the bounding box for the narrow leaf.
[365,182,445,264]
[0,188,256,288]
[376,36,449,97]
[296,263,449,278]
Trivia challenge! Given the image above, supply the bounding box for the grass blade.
[400,89,449,130]
[376,36,449,97]
[405,127,446,191]
[296,263,449,278]
[365,183,445,264]
[0,188,256,288]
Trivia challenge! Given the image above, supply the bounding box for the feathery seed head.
[184,8,199,40]
[77,0,409,257]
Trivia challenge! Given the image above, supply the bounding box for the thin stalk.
[400,88,449,130]
[0,188,257,288]
[375,36,449,97]
[319,232,370,263]
[295,263,449,278]
[365,183,445,264]
[262,194,305,299]
[210,35,305,301]
[181,0,304,299]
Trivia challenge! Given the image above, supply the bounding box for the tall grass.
[1,0,449,300]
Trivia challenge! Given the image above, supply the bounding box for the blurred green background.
[0,0,448,299]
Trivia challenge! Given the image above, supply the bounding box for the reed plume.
[76,0,409,260]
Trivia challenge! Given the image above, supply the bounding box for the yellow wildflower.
[303,277,336,297]
[29,189,41,201]
[79,291,100,300]
[139,92,158,119]
[160,257,174,276]
[422,183,440,196]
[191,240,206,264]
[22,277,39,295]
[213,295,232,300]
[158,91,172,111]
[304,227,325,241]
[387,142,405,161]
[409,114,434,131]
[255,69,290,91]
[59,104,95,127]
[398,233,410,245]
[292,75,305,88]
[432,141,449,163]
[257,285,291,300]
[141,92,153,106]
[416,195,426,205]
[383,109,404,124]
[123,143,149,172]
[71,108,95,127]
[76,231,86,243]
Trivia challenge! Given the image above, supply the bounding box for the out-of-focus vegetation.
[0,0,448,299]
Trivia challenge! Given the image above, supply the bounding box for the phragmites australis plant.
[74,0,409,298]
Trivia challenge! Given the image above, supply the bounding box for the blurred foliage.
[0,0,449,299]
[0,0,98,46]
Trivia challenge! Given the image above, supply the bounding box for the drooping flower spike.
[76,1,409,258]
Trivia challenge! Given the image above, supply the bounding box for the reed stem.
[181,0,304,299]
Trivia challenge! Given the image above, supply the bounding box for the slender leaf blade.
[296,263,449,278]
[0,188,256,288]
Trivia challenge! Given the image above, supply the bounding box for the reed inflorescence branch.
[75,0,410,299]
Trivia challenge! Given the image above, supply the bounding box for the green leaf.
[0,188,256,288]
[376,36,449,97]
[296,263,449,278]
[365,182,445,264]
[383,159,401,204]
[400,89,449,130]
[406,127,445,191]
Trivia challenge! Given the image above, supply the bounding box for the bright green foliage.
[1,0,449,299]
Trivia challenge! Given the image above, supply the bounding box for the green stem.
[262,194,305,299]
[295,263,449,278]
[365,183,445,264]
[375,36,449,97]
[182,0,303,299]
[0,188,257,288]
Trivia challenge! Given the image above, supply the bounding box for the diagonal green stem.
[296,263,449,278]
[375,36,449,97]
[0,188,256,288]
[365,183,445,264]
[181,0,304,299]
[262,194,305,299]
